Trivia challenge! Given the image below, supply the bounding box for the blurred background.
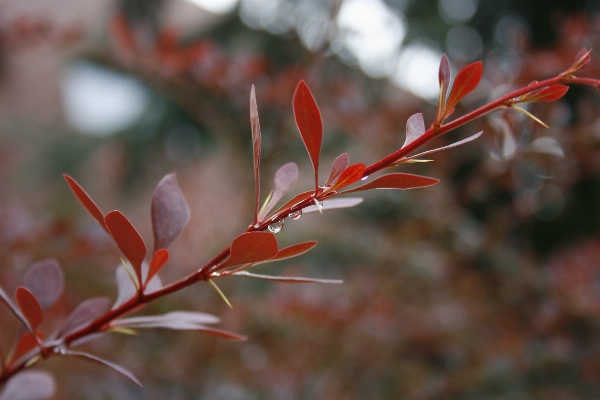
[2,0,600,398]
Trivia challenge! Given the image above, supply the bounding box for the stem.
[1,70,599,387]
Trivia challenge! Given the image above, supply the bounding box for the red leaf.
[520,85,569,103]
[271,241,317,262]
[217,232,279,270]
[340,173,440,194]
[56,297,111,338]
[250,85,262,225]
[105,211,146,286]
[293,81,323,190]
[446,61,483,113]
[151,174,190,252]
[403,113,426,148]
[147,249,169,286]
[324,153,349,187]
[436,54,451,123]
[258,162,299,221]
[15,287,43,332]
[327,163,366,192]
[65,350,142,387]
[233,271,343,284]
[0,284,28,329]
[23,259,63,311]
[63,175,108,232]
[7,332,42,366]
[268,190,314,219]
[0,371,56,400]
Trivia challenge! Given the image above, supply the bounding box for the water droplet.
[361,175,369,181]
[288,210,302,220]
[268,220,284,233]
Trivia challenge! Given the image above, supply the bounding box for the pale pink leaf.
[114,263,162,309]
[403,113,426,148]
[23,259,64,311]
[151,174,191,253]
[0,285,28,329]
[402,131,482,161]
[65,350,142,387]
[233,271,343,284]
[324,153,350,187]
[0,371,56,400]
[303,198,364,214]
[56,297,111,338]
[258,162,299,221]
[113,311,220,328]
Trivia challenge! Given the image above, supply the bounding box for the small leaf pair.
[434,55,483,126]
[64,174,188,291]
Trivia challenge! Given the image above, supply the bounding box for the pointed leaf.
[340,173,439,194]
[0,371,56,400]
[229,241,318,272]
[326,164,366,193]
[438,54,450,102]
[303,198,364,213]
[258,162,299,221]
[15,287,43,332]
[446,61,483,113]
[105,211,146,286]
[194,327,247,341]
[403,113,426,148]
[146,249,169,286]
[399,131,483,162]
[324,153,349,187]
[23,259,64,311]
[271,241,317,262]
[113,311,220,329]
[293,81,323,190]
[65,350,142,387]
[151,174,190,253]
[63,175,108,232]
[7,332,42,366]
[0,285,28,329]
[57,297,111,338]
[268,190,314,219]
[568,47,592,75]
[217,232,278,270]
[250,85,262,225]
[233,271,343,284]
[519,85,569,103]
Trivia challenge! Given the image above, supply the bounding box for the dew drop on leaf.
[268,220,284,233]
[361,176,369,181]
[288,211,302,220]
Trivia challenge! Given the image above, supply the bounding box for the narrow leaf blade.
[151,174,191,253]
[233,271,343,284]
[217,232,279,270]
[340,173,440,194]
[63,175,108,232]
[15,287,43,332]
[250,85,262,225]
[66,350,142,387]
[113,311,220,328]
[446,61,483,112]
[400,131,483,161]
[293,81,323,190]
[23,259,64,311]
[324,153,350,187]
[105,211,146,286]
[0,285,28,328]
[303,198,364,213]
[519,85,569,103]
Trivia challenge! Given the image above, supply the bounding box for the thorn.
[209,279,233,309]
[511,105,549,128]
[313,197,323,214]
